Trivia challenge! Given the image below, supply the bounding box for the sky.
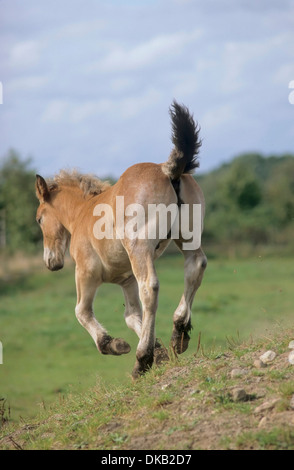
[1,0,294,179]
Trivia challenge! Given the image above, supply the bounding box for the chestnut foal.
[35,101,207,379]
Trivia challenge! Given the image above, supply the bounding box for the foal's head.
[35,175,70,271]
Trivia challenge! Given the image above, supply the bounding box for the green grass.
[236,428,294,450]
[1,253,294,422]
[1,327,294,450]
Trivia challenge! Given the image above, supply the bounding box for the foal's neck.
[52,186,87,233]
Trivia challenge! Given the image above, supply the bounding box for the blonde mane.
[47,169,111,196]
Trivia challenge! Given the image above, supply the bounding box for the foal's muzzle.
[44,248,64,271]
[47,261,64,271]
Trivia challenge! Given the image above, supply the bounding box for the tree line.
[0,149,294,255]
[198,152,294,254]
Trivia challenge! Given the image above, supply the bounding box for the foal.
[35,101,207,379]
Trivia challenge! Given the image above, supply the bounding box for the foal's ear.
[35,174,50,202]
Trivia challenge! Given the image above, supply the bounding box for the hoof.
[154,340,169,365]
[171,330,190,354]
[100,336,131,355]
[109,338,131,355]
[131,362,143,381]
[131,354,153,380]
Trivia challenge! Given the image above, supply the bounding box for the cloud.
[116,88,161,119]
[8,75,48,92]
[41,87,161,123]
[202,104,234,130]
[57,19,105,39]
[109,76,136,93]
[9,40,41,68]
[70,101,107,123]
[275,64,294,85]
[41,100,69,122]
[94,30,202,73]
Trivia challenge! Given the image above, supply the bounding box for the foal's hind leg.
[121,275,142,339]
[124,249,160,379]
[75,265,131,355]
[171,245,207,354]
[121,275,169,366]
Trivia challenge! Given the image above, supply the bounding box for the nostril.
[52,264,63,271]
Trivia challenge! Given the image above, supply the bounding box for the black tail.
[162,100,201,181]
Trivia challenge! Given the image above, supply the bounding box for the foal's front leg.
[75,265,131,355]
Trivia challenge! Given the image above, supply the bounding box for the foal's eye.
[36,217,42,225]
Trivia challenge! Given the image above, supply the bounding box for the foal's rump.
[90,99,203,258]
[109,161,204,257]
[113,162,178,253]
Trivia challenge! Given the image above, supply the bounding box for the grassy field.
[1,251,294,422]
[1,327,294,450]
